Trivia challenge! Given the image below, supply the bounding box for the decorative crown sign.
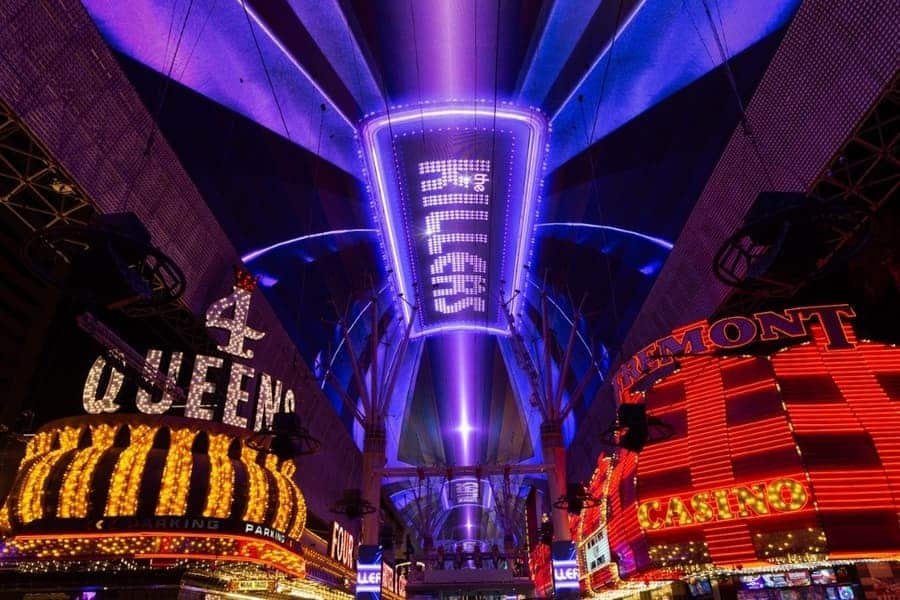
[82,270,295,431]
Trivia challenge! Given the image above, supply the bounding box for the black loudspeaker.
[539,521,553,546]
[618,404,648,452]
[565,483,585,514]
[379,524,395,550]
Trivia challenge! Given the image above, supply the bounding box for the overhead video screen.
[361,105,546,337]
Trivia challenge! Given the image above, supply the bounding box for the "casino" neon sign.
[360,104,546,337]
[637,478,809,531]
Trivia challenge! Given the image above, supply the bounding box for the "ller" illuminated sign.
[360,104,546,337]
[637,478,809,531]
[551,541,581,592]
[357,545,383,600]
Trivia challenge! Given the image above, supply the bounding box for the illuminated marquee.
[614,304,856,396]
[357,545,383,600]
[82,281,295,431]
[3,532,307,578]
[551,540,581,592]
[588,310,900,574]
[331,521,356,570]
[361,104,546,336]
[637,479,809,532]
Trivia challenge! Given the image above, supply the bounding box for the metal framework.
[486,470,528,547]
[0,98,216,354]
[321,290,417,543]
[380,464,554,478]
[502,289,602,427]
[0,100,94,231]
[502,285,603,541]
[322,291,416,434]
[407,476,443,549]
[718,72,899,314]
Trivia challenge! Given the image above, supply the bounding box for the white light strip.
[234,0,357,129]
[550,0,650,122]
[536,222,674,250]
[241,228,377,263]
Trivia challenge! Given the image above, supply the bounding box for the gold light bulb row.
[156,428,197,515]
[106,424,155,516]
[18,426,81,522]
[59,424,116,518]
[0,505,9,532]
[23,430,55,462]
[203,433,235,518]
[3,418,306,543]
[281,460,306,539]
[242,446,269,523]
[0,534,310,567]
[266,454,292,532]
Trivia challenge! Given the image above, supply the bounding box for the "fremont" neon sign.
[614,304,856,395]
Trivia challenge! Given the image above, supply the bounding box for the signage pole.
[361,428,385,545]
[541,422,571,542]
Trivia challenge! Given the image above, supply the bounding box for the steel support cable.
[239,0,292,141]
[123,0,196,210]
[576,0,625,352]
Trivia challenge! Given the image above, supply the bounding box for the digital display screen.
[763,573,790,588]
[779,590,800,600]
[812,569,837,585]
[786,570,811,586]
[739,575,766,590]
[689,579,712,596]
[450,478,482,505]
[838,586,855,600]
[361,105,546,337]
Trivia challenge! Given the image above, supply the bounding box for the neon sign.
[614,304,856,395]
[360,104,546,337]
[357,544,383,600]
[551,540,581,592]
[331,521,356,570]
[637,478,809,531]
[81,280,295,431]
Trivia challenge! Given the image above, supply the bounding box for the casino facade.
[576,311,900,599]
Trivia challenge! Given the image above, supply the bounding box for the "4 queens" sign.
[82,274,295,431]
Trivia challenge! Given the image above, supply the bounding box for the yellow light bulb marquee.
[156,427,196,516]
[59,424,116,519]
[106,423,155,516]
[0,414,308,577]
[203,432,235,518]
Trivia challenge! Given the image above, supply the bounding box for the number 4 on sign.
[205,285,266,359]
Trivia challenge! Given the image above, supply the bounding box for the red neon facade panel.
[582,314,900,578]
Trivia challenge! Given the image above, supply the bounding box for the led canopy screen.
[361,105,546,337]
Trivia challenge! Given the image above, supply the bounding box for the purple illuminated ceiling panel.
[546,0,801,170]
[81,0,359,173]
[361,104,546,337]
